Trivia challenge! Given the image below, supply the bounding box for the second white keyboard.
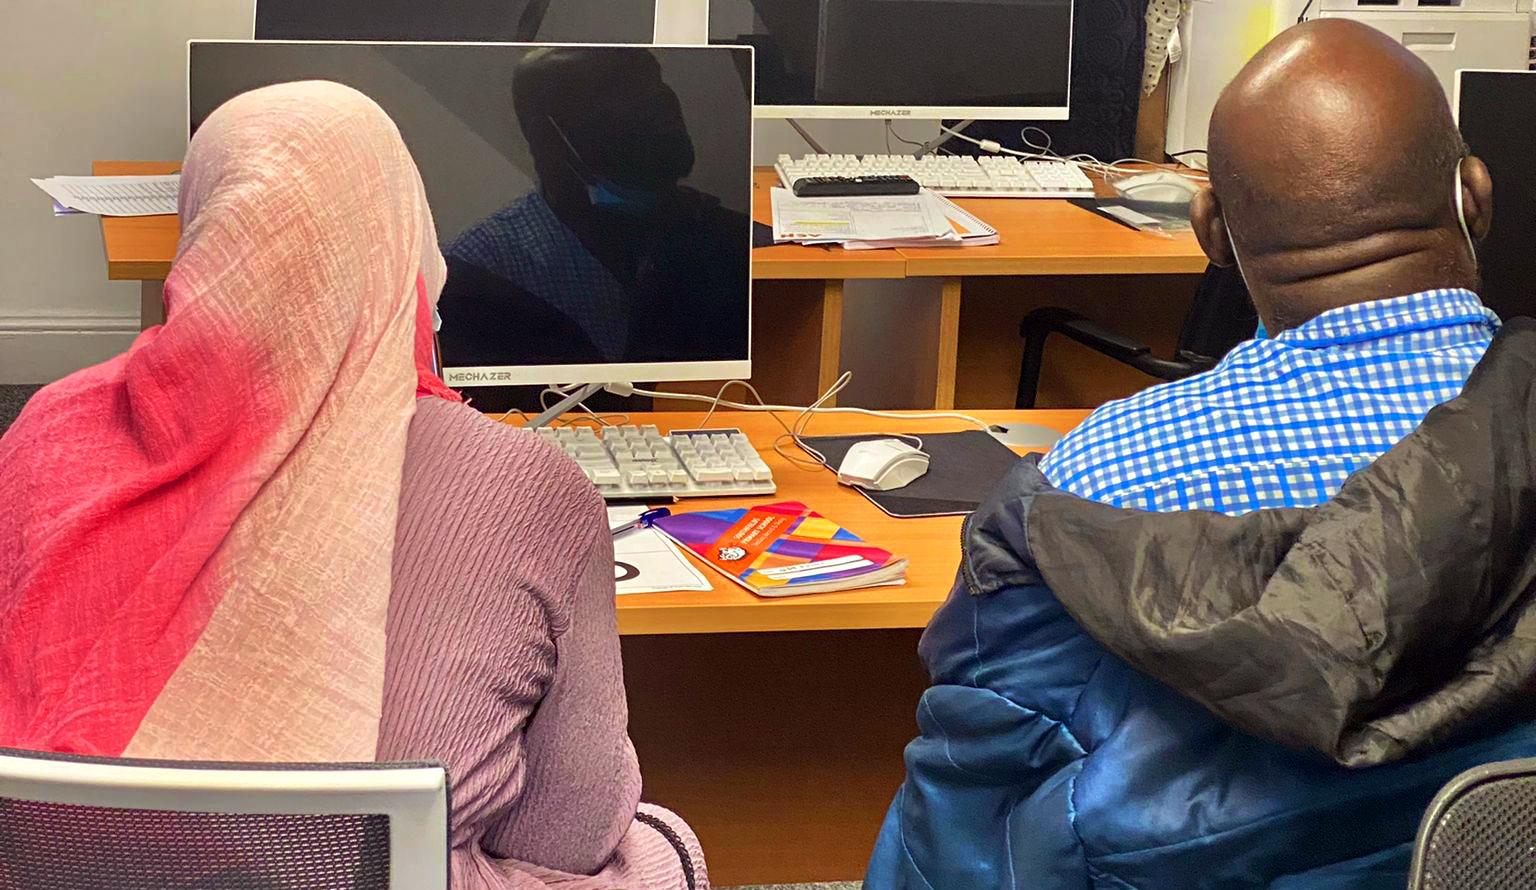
[537,425,776,500]
[776,153,1096,199]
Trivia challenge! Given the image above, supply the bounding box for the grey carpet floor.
[0,385,40,434]
[1,382,858,890]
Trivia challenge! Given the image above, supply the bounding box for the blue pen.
[611,507,671,539]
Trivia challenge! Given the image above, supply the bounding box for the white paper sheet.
[608,506,712,595]
[770,188,954,245]
[844,192,1001,249]
[33,174,180,217]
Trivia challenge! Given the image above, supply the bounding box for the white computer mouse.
[837,439,930,492]
[1112,171,1202,205]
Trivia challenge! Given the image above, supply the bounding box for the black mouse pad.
[800,431,1025,518]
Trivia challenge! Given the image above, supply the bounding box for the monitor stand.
[526,382,608,428]
[912,119,972,159]
[786,119,830,156]
[987,422,1062,450]
[784,119,972,160]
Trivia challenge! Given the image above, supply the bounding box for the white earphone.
[1454,157,1478,263]
[1229,228,1252,287]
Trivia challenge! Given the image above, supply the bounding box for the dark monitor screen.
[708,0,1072,114]
[1457,70,1536,322]
[189,42,754,387]
[254,0,657,43]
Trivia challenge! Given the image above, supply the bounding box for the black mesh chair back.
[0,801,389,889]
[1175,263,1256,365]
[1016,263,1256,408]
[1409,757,1536,890]
[0,748,449,890]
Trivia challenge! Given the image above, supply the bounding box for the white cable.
[624,378,992,431]
[934,123,1209,182]
[624,373,990,471]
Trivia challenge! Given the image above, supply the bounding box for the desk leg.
[934,277,962,409]
[656,279,844,407]
[140,281,165,330]
[818,279,845,407]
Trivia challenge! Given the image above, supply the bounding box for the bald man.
[867,21,1536,890]
[1040,19,1498,515]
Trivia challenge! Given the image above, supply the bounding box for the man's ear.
[1460,155,1494,242]
[1191,187,1235,267]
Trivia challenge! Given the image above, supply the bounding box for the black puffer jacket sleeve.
[1024,320,1536,767]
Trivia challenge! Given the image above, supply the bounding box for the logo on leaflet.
[718,546,748,562]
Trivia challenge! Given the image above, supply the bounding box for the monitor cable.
[553,374,996,471]
[933,123,1210,182]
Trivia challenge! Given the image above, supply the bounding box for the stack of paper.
[770,187,999,250]
[33,175,180,217]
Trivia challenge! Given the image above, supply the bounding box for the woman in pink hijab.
[0,81,704,890]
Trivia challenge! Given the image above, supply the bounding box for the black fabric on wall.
[946,0,1150,162]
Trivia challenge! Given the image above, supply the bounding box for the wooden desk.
[564,408,1087,886]
[559,408,1086,636]
[96,161,1206,409]
[747,169,1207,408]
[94,161,181,327]
[895,176,1206,409]
[746,173,911,403]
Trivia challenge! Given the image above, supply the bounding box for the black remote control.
[791,175,922,198]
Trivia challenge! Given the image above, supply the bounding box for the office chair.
[0,748,450,889]
[1016,263,1255,408]
[1409,757,1536,890]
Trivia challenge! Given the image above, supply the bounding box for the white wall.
[0,0,256,383]
[1166,0,1306,159]
[0,2,938,405]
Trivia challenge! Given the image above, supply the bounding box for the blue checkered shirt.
[1039,289,1499,515]
[444,192,630,360]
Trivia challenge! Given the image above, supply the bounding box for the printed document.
[33,175,180,217]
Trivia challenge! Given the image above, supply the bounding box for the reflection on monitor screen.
[254,0,658,43]
[189,42,754,388]
[708,0,1073,118]
[1456,71,1536,323]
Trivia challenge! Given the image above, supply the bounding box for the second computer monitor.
[190,41,755,388]
[693,0,1073,119]
[1455,69,1536,322]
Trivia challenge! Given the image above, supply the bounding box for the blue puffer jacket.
[867,323,1536,889]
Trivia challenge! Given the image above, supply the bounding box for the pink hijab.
[0,81,457,759]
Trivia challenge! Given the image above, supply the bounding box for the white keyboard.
[776,153,1096,199]
[537,425,776,500]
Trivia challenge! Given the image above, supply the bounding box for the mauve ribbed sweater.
[378,399,706,890]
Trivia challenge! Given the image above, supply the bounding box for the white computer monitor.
[656,0,1073,121]
[189,41,755,390]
